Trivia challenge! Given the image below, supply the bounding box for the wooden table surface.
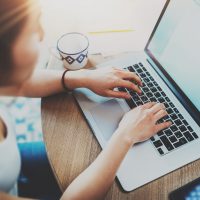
[41,55,200,200]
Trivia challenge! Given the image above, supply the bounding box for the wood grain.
[41,93,200,200]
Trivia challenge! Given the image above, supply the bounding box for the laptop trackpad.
[90,99,125,141]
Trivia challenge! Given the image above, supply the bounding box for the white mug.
[51,32,89,70]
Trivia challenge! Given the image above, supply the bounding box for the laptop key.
[179,125,187,132]
[174,119,182,126]
[174,131,183,138]
[164,102,170,108]
[182,120,188,126]
[165,97,170,102]
[167,108,174,114]
[178,114,184,120]
[153,140,163,148]
[118,87,127,93]
[157,130,165,137]
[146,72,151,76]
[169,102,175,108]
[183,131,194,142]
[170,125,178,132]
[158,98,165,103]
[141,96,148,102]
[150,137,155,141]
[174,108,179,114]
[144,78,150,83]
[164,129,173,137]
[163,115,170,121]
[153,81,158,87]
[158,148,164,155]
[179,137,188,144]
[142,87,149,93]
[150,87,157,93]
[170,114,178,120]
[147,83,154,88]
[150,77,155,82]
[134,64,140,69]
[137,69,143,73]
[140,73,146,78]
[128,66,135,72]
[187,126,194,132]
[125,99,137,109]
[157,118,164,124]
[160,136,174,151]
[150,97,157,102]
[174,137,188,148]
[191,132,199,139]
[161,91,166,97]
[139,63,143,67]
[169,136,178,143]
[157,86,162,91]
[146,92,153,98]
[155,92,161,98]
[149,85,156,89]
[131,94,140,101]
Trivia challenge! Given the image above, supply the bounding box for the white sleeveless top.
[0,106,21,196]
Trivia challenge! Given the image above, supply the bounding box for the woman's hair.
[0,0,29,73]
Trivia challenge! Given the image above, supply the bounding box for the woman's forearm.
[0,69,88,97]
[18,69,89,97]
[0,67,142,99]
[61,130,133,200]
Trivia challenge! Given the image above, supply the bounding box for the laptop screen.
[146,0,200,116]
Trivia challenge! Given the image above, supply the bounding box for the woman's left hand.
[82,67,143,99]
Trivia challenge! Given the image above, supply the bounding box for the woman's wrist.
[64,69,90,90]
[113,128,136,149]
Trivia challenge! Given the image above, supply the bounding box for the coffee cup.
[51,32,89,70]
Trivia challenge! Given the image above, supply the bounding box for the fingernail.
[168,121,172,125]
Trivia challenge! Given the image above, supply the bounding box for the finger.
[118,70,143,86]
[106,90,131,99]
[142,102,157,109]
[155,121,172,133]
[154,109,168,121]
[118,80,142,94]
[149,103,165,114]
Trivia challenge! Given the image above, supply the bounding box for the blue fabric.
[0,98,43,143]
[18,142,62,200]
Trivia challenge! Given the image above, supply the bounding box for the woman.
[0,0,171,199]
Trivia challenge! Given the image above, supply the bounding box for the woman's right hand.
[61,103,172,200]
[116,102,172,146]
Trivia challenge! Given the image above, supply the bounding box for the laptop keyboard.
[119,62,198,156]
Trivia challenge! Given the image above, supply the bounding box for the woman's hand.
[116,102,172,146]
[65,67,142,98]
[84,67,143,98]
[61,103,171,200]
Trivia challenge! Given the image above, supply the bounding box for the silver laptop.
[74,0,200,192]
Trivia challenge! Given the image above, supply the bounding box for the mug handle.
[49,47,64,60]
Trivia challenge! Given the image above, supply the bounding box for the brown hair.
[0,0,30,74]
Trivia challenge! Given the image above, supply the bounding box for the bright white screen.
[148,0,200,111]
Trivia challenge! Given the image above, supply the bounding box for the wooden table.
[41,55,200,200]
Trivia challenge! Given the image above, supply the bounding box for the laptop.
[74,0,200,192]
